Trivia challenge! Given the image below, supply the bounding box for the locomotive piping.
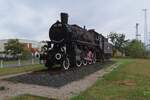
[52,39,64,43]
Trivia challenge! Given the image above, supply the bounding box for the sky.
[0,0,150,41]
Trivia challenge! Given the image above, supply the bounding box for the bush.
[126,40,145,58]
[0,86,6,91]
[21,49,32,60]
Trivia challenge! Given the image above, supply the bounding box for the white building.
[0,39,7,52]
[0,39,41,53]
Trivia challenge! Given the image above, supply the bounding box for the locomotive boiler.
[41,13,112,70]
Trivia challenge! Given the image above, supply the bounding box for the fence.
[0,57,41,68]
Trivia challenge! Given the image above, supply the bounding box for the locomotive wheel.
[62,57,70,70]
[93,53,97,64]
[93,58,96,64]
[76,60,82,67]
[82,59,87,66]
[45,62,53,70]
[88,60,92,64]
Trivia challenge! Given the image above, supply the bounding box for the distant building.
[0,40,6,52]
[0,39,42,54]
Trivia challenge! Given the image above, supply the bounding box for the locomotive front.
[45,13,71,69]
[49,14,70,42]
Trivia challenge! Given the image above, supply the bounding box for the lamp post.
[32,53,34,64]
[0,59,3,68]
[142,9,148,47]
[18,53,22,66]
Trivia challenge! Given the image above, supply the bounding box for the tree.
[108,32,128,56]
[21,47,32,59]
[4,39,32,59]
[126,40,145,58]
[4,39,24,56]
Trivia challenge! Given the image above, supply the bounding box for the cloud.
[0,0,150,42]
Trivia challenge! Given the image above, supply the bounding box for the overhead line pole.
[135,23,140,40]
[142,9,148,46]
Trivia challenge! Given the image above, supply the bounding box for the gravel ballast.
[5,61,114,88]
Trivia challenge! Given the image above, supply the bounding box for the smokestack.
[83,26,86,29]
[60,13,68,24]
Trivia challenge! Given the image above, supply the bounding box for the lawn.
[2,59,39,65]
[10,94,55,100]
[71,59,150,100]
[0,64,46,76]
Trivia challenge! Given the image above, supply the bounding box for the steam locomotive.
[40,13,112,70]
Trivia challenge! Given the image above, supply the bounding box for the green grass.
[10,94,55,100]
[3,60,21,65]
[0,64,46,76]
[71,59,150,100]
[3,59,39,65]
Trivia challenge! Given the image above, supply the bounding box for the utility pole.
[142,9,148,46]
[135,23,140,40]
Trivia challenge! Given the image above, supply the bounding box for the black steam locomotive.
[40,13,112,70]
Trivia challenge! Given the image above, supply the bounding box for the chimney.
[60,13,68,24]
[83,26,86,29]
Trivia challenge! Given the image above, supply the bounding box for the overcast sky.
[0,0,149,41]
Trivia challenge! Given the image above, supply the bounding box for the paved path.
[0,62,121,100]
